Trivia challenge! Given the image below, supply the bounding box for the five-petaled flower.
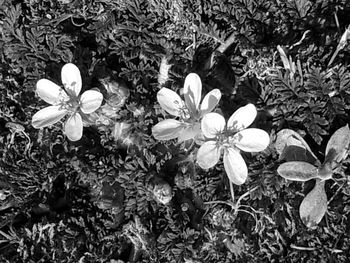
[152,73,221,141]
[31,63,103,141]
[196,104,270,185]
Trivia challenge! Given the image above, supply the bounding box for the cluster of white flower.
[32,66,270,185]
[152,73,270,185]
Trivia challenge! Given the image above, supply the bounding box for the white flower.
[197,104,270,185]
[31,63,103,141]
[152,73,221,141]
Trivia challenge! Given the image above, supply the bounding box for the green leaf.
[299,180,327,228]
[286,0,313,18]
[325,124,350,166]
[280,145,318,164]
[275,129,320,165]
[277,161,318,181]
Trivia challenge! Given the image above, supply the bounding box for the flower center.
[215,128,241,149]
[176,104,190,120]
[60,97,80,113]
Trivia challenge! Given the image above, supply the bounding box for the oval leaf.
[277,161,318,181]
[275,129,320,165]
[299,180,327,228]
[325,124,350,166]
[281,145,318,164]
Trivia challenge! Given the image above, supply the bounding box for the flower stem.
[229,181,235,204]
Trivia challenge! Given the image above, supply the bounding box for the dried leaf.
[275,129,319,165]
[277,45,290,71]
[299,180,327,228]
[325,124,350,166]
[328,26,350,66]
[277,161,318,181]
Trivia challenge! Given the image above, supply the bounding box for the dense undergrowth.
[1,0,350,262]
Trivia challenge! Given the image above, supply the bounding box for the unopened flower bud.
[153,181,173,205]
[100,78,130,109]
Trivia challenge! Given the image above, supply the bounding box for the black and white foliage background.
[1,0,350,262]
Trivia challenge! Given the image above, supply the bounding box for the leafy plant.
[1,0,350,262]
[271,46,350,145]
[276,125,350,228]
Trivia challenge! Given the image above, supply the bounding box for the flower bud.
[152,181,173,205]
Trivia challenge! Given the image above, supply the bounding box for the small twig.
[204,226,213,240]
[204,186,258,210]
[289,30,311,50]
[334,10,340,31]
[185,29,197,51]
[328,25,350,67]
[327,247,343,253]
[236,209,256,220]
[52,14,74,27]
[203,200,235,209]
[70,16,85,27]
[327,181,346,205]
[239,204,263,214]
[290,244,317,251]
[331,234,343,254]
[236,186,258,208]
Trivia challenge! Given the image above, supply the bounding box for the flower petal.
[178,122,201,142]
[223,148,248,185]
[183,73,202,114]
[36,79,69,105]
[152,119,184,140]
[157,88,185,117]
[61,63,82,97]
[65,113,83,141]
[80,90,103,114]
[233,128,270,152]
[200,89,222,116]
[201,112,225,138]
[227,103,257,131]
[32,106,67,128]
[197,141,222,169]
